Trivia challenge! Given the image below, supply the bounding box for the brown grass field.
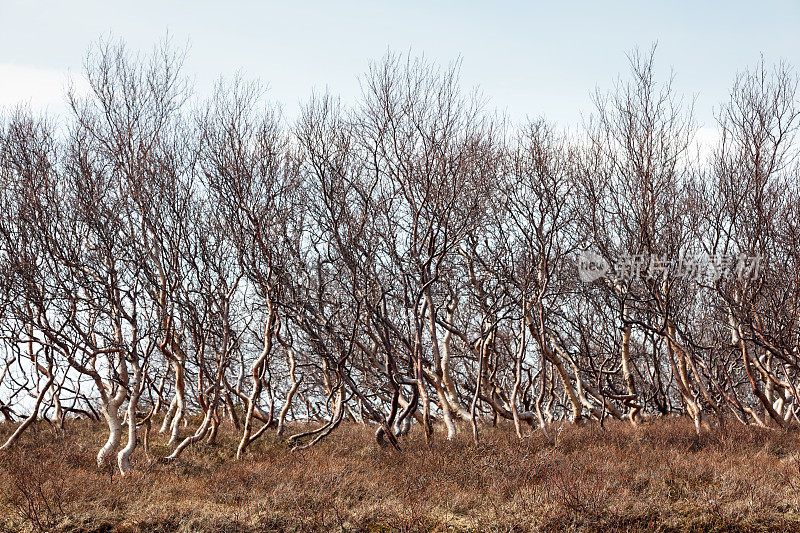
[1,417,799,532]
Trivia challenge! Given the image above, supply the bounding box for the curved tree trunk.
[97,387,127,469]
[237,311,276,459]
[117,361,143,475]
[277,348,301,437]
[0,369,55,451]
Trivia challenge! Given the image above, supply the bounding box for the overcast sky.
[1,1,799,135]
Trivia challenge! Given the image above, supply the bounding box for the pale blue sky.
[1,1,799,134]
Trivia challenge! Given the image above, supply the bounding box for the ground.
[1,417,799,532]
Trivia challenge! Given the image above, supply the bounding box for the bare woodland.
[1,38,800,486]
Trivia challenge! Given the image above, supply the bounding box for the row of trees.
[1,40,799,475]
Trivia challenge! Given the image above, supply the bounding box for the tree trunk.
[620,306,640,424]
[117,362,143,475]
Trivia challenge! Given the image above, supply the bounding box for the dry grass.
[1,417,800,532]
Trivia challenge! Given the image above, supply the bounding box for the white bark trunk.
[117,363,143,475]
[97,388,126,469]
